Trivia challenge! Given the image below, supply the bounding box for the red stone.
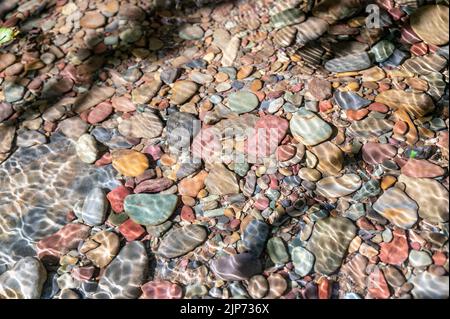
[134,178,173,194]
[111,96,136,112]
[180,206,196,223]
[393,120,408,135]
[87,102,113,124]
[410,42,428,56]
[400,159,445,178]
[254,196,269,210]
[368,267,390,299]
[229,219,240,230]
[346,109,369,121]
[432,251,447,266]
[141,280,183,299]
[400,25,421,44]
[118,219,146,241]
[143,144,162,160]
[319,100,333,112]
[379,229,409,265]
[368,102,389,113]
[36,223,91,263]
[318,277,331,299]
[388,7,404,20]
[95,152,112,166]
[276,144,296,161]
[107,185,131,213]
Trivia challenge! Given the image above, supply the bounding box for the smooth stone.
[334,90,371,110]
[118,111,163,139]
[409,272,449,299]
[410,5,449,46]
[124,194,178,226]
[247,275,269,299]
[311,142,344,176]
[81,187,108,226]
[340,254,368,293]
[0,53,16,71]
[73,86,115,113]
[170,80,198,105]
[17,130,46,148]
[227,91,259,114]
[313,0,362,23]
[325,52,372,73]
[0,102,13,122]
[87,102,113,124]
[265,274,287,299]
[271,8,305,29]
[75,134,98,164]
[4,82,25,103]
[93,241,148,299]
[266,237,289,265]
[398,175,449,223]
[221,36,240,67]
[82,231,120,268]
[120,27,142,43]
[141,280,183,299]
[210,253,262,281]
[273,26,297,47]
[367,267,390,299]
[179,24,204,40]
[242,220,270,256]
[0,124,15,154]
[403,54,447,76]
[373,187,418,229]
[316,174,362,198]
[375,90,434,118]
[178,171,208,198]
[0,257,46,299]
[352,179,381,201]
[80,11,106,29]
[348,117,393,139]
[298,168,321,182]
[131,80,162,104]
[295,17,328,45]
[111,96,135,113]
[362,142,397,165]
[370,40,395,62]
[157,225,207,259]
[205,164,239,196]
[291,246,315,277]
[111,150,149,177]
[307,217,357,275]
[166,111,198,151]
[379,229,409,265]
[160,68,180,85]
[290,108,332,146]
[409,250,432,268]
[400,159,445,178]
[308,78,331,101]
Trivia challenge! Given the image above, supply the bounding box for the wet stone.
[291,246,315,277]
[247,275,268,299]
[157,225,207,259]
[334,90,371,110]
[266,237,289,265]
[290,108,332,146]
[325,52,372,73]
[242,219,270,256]
[81,187,108,226]
[124,194,177,226]
[227,91,259,114]
[210,253,262,281]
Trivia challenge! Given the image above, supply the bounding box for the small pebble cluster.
[0,0,449,299]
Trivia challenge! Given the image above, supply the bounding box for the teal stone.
[266,237,290,264]
[124,194,178,226]
[370,40,396,63]
[271,8,305,29]
[343,203,366,221]
[227,91,259,114]
[233,162,250,177]
[291,246,315,277]
[266,189,280,201]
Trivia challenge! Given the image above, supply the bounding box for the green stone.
[370,40,395,63]
[124,194,178,226]
[266,237,290,264]
[227,91,259,114]
[107,212,129,227]
[271,8,305,29]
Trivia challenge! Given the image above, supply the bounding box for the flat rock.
[118,111,163,139]
[400,159,445,178]
[83,231,120,268]
[290,108,332,146]
[205,164,239,195]
[170,80,198,105]
[325,52,372,73]
[410,271,449,299]
[157,225,207,259]
[81,187,108,226]
[210,253,262,281]
[73,86,115,113]
[141,280,183,299]
[348,117,393,139]
[316,174,362,198]
[227,91,259,114]
[334,90,371,110]
[76,134,98,164]
[307,217,356,275]
[242,220,269,256]
[362,142,397,165]
[375,90,435,118]
[410,5,449,46]
[292,246,315,277]
[179,24,204,40]
[308,78,331,101]
[295,17,328,46]
[271,8,305,29]
[311,142,344,176]
[124,194,178,226]
[111,150,149,177]
[266,237,289,265]
[373,187,418,229]
[80,11,106,29]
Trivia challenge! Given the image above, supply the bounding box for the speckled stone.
[124,194,178,226]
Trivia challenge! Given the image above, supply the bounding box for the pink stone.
[432,251,447,266]
[276,145,296,161]
[134,177,173,193]
[71,266,95,281]
[401,159,445,178]
[141,280,183,299]
[368,267,390,299]
[346,109,369,121]
[368,102,389,113]
[106,185,131,213]
[111,96,136,112]
[254,196,269,210]
[118,219,146,241]
[0,102,13,122]
[393,120,408,135]
[143,144,162,160]
[318,278,331,299]
[362,142,398,165]
[379,229,409,265]
[181,206,196,223]
[37,223,91,263]
[411,42,428,56]
[87,102,113,124]
[400,25,421,44]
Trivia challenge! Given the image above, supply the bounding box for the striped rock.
[325,51,372,73]
[373,187,418,229]
[166,111,198,152]
[297,42,325,65]
[401,159,445,178]
[273,26,297,47]
[118,111,163,139]
[402,54,447,76]
[313,0,363,24]
[278,143,305,168]
[93,241,148,299]
[370,40,395,62]
[291,246,315,277]
[308,78,332,101]
[131,80,162,104]
[311,142,344,176]
[134,178,174,194]
[124,194,178,225]
[210,253,262,281]
[360,66,386,82]
[340,254,368,294]
[205,164,239,195]
[298,167,321,182]
[410,5,449,46]
[375,90,435,118]
[243,170,256,197]
[73,86,115,113]
[398,175,449,223]
[111,96,136,112]
[334,90,371,110]
[394,109,418,145]
[81,187,108,226]
[247,275,269,299]
[170,80,198,105]
[307,216,357,275]
[276,144,297,162]
[362,142,397,165]
[316,174,362,198]
[271,8,305,29]
[348,117,393,139]
[295,17,328,46]
[221,36,240,67]
[400,25,421,44]
[157,225,207,259]
[290,109,332,146]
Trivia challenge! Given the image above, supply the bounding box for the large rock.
[157,225,207,259]
[124,194,178,226]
